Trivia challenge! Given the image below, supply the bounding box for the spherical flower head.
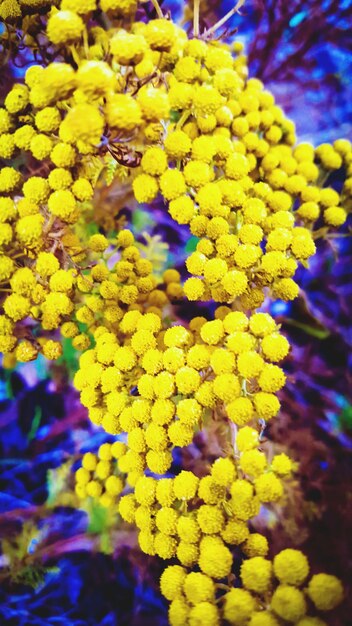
[154,532,177,559]
[10,268,36,297]
[105,94,142,131]
[49,270,74,293]
[261,333,290,363]
[258,364,286,393]
[200,319,224,345]
[173,470,199,500]
[174,56,201,83]
[137,86,169,121]
[47,10,84,45]
[168,595,190,626]
[160,565,186,601]
[5,85,29,114]
[141,147,167,176]
[273,549,309,586]
[146,449,172,474]
[291,227,316,260]
[35,252,60,278]
[197,504,225,534]
[241,557,272,594]
[271,453,293,477]
[48,190,77,222]
[237,351,265,379]
[184,160,211,188]
[169,81,194,110]
[30,134,53,160]
[16,214,44,249]
[193,85,223,115]
[16,340,38,363]
[0,167,22,193]
[132,174,159,204]
[222,270,248,297]
[156,477,175,506]
[211,457,236,487]
[255,473,283,502]
[118,493,137,523]
[307,573,343,611]
[42,340,63,360]
[177,515,200,543]
[184,572,215,604]
[175,366,201,395]
[51,143,76,168]
[249,612,280,626]
[271,585,306,622]
[225,153,250,181]
[0,222,12,247]
[76,59,115,95]
[323,206,347,227]
[0,133,15,159]
[145,422,169,451]
[198,539,233,579]
[160,169,186,201]
[0,197,16,223]
[223,588,256,625]
[155,506,179,535]
[226,397,254,426]
[0,108,12,134]
[35,107,61,133]
[60,104,104,145]
[240,449,267,478]
[253,392,280,421]
[221,519,250,545]
[204,258,228,284]
[236,427,259,452]
[144,18,175,51]
[0,255,15,282]
[13,125,35,151]
[188,602,219,626]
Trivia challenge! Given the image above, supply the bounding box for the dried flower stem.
[150,0,164,19]
[193,0,201,37]
[204,0,245,36]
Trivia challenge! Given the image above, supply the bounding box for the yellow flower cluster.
[75,442,126,508]
[0,3,347,624]
[129,33,350,306]
[161,547,343,626]
[73,309,288,482]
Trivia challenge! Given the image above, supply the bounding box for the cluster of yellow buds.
[117,446,293,566]
[0,1,348,623]
[73,309,287,480]
[130,31,350,306]
[161,548,343,625]
[75,442,126,509]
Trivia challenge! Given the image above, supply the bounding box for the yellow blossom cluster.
[73,308,288,482]
[0,2,347,624]
[75,442,126,508]
[130,33,351,305]
[0,4,350,358]
[160,548,343,625]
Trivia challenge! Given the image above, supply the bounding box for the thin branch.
[203,0,246,37]
[150,0,164,19]
[193,0,201,37]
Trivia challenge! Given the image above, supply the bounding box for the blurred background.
[0,1,351,625]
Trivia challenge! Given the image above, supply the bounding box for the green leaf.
[339,404,352,432]
[28,407,42,442]
[284,319,330,339]
[87,500,109,534]
[185,236,198,253]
